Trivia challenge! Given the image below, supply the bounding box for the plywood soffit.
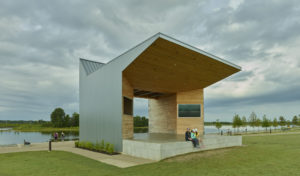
[123,37,241,93]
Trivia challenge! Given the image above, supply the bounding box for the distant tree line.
[215,112,300,132]
[205,121,232,125]
[0,108,79,128]
[50,107,79,127]
[0,120,41,124]
[133,116,148,127]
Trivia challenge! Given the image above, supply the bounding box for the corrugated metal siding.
[79,35,159,152]
[80,59,104,75]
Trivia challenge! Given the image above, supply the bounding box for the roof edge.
[157,33,242,70]
[104,33,161,66]
[79,58,106,65]
[79,32,241,71]
[80,58,105,76]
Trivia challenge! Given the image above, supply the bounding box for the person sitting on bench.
[191,129,200,148]
[24,139,30,145]
[185,128,192,141]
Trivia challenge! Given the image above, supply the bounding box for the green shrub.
[85,142,93,150]
[75,141,79,147]
[80,141,86,148]
[78,141,85,148]
[77,140,115,154]
[105,143,110,152]
[100,140,105,150]
[95,142,101,151]
[92,143,97,150]
[108,144,114,154]
[82,141,88,148]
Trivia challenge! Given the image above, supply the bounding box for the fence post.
[49,140,52,151]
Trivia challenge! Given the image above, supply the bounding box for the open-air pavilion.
[79,33,242,160]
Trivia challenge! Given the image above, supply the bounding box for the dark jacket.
[185,131,191,141]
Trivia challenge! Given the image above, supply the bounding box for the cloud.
[0,0,299,121]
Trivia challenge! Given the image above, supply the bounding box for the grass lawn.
[1,134,300,176]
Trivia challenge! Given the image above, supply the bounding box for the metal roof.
[80,58,105,76]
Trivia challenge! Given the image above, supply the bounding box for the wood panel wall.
[122,75,134,139]
[148,89,204,135]
[176,89,204,134]
[149,94,177,134]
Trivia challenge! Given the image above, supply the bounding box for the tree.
[286,120,291,128]
[71,112,79,126]
[64,114,71,127]
[248,112,257,131]
[134,116,148,127]
[279,116,286,128]
[38,119,46,124]
[51,108,65,127]
[261,115,270,131]
[242,116,247,131]
[292,115,298,127]
[215,119,222,133]
[273,117,278,130]
[232,114,242,133]
[141,116,148,127]
[255,118,261,132]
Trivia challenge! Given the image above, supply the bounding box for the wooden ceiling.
[133,89,171,99]
[123,37,240,93]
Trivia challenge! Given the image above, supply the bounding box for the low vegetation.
[134,126,148,133]
[75,140,116,155]
[13,124,79,132]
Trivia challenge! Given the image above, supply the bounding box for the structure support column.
[122,75,134,139]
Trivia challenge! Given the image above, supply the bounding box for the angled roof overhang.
[123,33,241,94]
[80,33,241,97]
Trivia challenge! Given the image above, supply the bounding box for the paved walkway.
[0,141,155,168]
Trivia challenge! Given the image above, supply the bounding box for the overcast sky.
[0,0,299,122]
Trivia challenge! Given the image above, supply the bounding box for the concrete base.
[123,134,242,161]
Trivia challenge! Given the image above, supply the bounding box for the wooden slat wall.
[149,94,177,134]
[176,89,204,134]
[122,75,134,139]
[148,89,204,135]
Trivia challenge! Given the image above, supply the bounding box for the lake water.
[204,125,285,134]
[0,125,283,146]
[0,129,78,146]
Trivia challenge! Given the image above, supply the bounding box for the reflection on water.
[204,125,283,134]
[0,129,78,145]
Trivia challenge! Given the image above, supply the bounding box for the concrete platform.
[123,133,242,160]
